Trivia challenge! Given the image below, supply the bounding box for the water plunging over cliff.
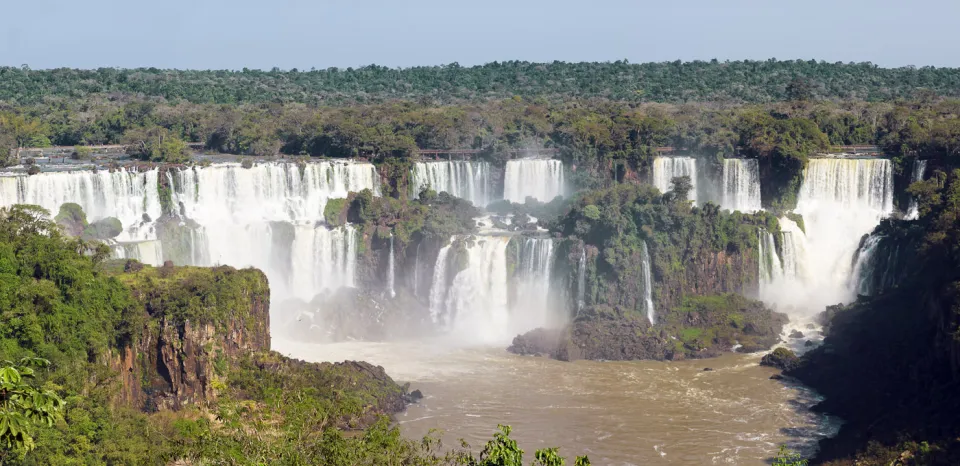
[721,159,762,212]
[169,161,378,309]
[387,234,396,298]
[443,237,511,342]
[113,240,165,266]
[503,159,565,203]
[0,168,162,241]
[653,156,697,203]
[758,229,784,291]
[905,159,928,220]
[641,241,656,325]
[429,242,453,325]
[513,237,557,330]
[576,248,586,316]
[766,158,894,314]
[411,161,492,207]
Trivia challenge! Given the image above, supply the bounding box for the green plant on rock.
[772,445,807,466]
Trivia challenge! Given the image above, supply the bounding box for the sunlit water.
[274,339,838,465]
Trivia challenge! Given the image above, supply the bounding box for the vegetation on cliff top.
[556,180,777,316]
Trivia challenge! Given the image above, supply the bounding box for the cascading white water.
[513,237,556,330]
[576,248,587,316]
[503,159,565,203]
[411,161,491,207]
[758,229,784,291]
[850,233,903,297]
[113,240,164,266]
[429,242,453,324]
[850,234,884,296]
[905,159,928,220]
[387,234,396,298]
[778,218,808,280]
[442,236,511,343]
[169,161,379,313]
[653,156,697,203]
[763,158,893,315]
[640,241,655,325]
[0,168,161,241]
[721,159,762,213]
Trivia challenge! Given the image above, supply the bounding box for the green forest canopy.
[2,59,960,105]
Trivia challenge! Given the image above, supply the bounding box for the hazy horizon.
[3,0,959,70]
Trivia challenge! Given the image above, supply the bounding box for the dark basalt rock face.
[760,347,800,371]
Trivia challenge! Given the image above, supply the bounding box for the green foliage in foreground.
[0,358,65,463]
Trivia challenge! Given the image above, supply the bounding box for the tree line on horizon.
[1,59,959,106]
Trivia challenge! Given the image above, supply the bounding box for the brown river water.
[274,338,838,465]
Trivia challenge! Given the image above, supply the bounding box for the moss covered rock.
[82,216,123,240]
[54,202,88,236]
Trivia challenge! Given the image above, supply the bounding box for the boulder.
[55,203,88,237]
[789,330,805,339]
[82,217,123,240]
[760,347,800,371]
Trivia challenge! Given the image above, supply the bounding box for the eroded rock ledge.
[509,293,787,361]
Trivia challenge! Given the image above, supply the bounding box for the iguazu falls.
[3,10,960,464]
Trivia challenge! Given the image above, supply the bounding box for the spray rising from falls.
[653,156,697,203]
[906,159,928,220]
[640,241,655,325]
[411,161,491,207]
[762,158,893,315]
[503,159,565,203]
[721,159,762,213]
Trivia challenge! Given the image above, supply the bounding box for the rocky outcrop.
[109,265,270,411]
[510,294,787,362]
[760,347,800,371]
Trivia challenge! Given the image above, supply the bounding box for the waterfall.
[0,168,161,241]
[576,248,586,315]
[411,161,491,207]
[721,159,762,212]
[850,234,903,296]
[513,237,556,329]
[168,161,378,303]
[387,234,396,298]
[113,240,164,266]
[761,158,894,315]
[289,225,358,300]
[758,229,784,290]
[779,218,808,280]
[905,159,928,220]
[653,156,697,203]
[640,241,655,325]
[443,236,511,342]
[503,159,565,203]
[429,242,453,324]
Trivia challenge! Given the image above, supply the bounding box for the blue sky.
[3,0,958,70]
